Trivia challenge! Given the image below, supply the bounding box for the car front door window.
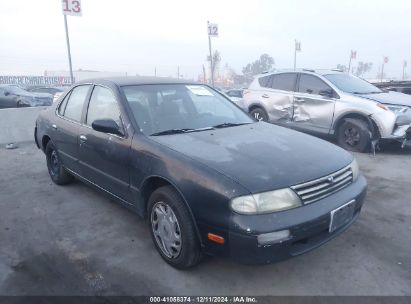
[86,86,122,129]
[298,74,332,96]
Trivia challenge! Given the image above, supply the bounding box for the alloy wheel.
[344,127,360,147]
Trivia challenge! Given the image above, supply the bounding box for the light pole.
[294,40,301,71]
[207,21,218,87]
[63,15,74,85]
[61,0,82,85]
[348,50,356,74]
[403,61,407,80]
[381,56,388,82]
[208,22,214,86]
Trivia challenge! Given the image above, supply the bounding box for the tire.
[148,186,202,269]
[250,107,268,122]
[337,118,372,153]
[45,141,73,185]
[16,101,29,108]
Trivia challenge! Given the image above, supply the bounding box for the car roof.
[78,76,200,86]
[255,69,344,78]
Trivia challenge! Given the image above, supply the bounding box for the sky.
[1,0,410,80]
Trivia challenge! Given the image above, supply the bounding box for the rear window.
[271,73,297,91]
[258,75,271,88]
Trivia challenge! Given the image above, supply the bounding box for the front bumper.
[227,175,367,264]
[384,124,411,140]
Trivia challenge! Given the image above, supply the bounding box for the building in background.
[44,69,128,82]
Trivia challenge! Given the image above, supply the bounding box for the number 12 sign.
[207,23,219,37]
[62,0,82,16]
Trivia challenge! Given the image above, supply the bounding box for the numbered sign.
[62,0,82,16]
[207,23,219,37]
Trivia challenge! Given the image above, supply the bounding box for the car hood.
[357,91,411,107]
[151,122,353,194]
[18,92,52,98]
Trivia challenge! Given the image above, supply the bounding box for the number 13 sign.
[62,0,82,16]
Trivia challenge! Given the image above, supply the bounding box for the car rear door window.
[258,75,272,88]
[58,92,71,116]
[86,86,121,127]
[271,73,297,91]
[298,74,332,95]
[63,85,90,122]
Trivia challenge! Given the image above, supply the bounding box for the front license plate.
[329,200,356,233]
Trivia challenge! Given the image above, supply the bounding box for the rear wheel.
[46,141,73,185]
[337,118,372,152]
[250,107,268,122]
[148,186,202,269]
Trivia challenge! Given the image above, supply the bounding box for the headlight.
[385,105,408,113]
[350,158,360,181]
[231,188,302,215]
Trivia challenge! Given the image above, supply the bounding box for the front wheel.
[337,118,372,152]
[250,107,268,122]
[148,186,202,269]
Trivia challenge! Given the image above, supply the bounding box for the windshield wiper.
[150,128,195,136]
[352,91,382,95]
[150,127,215,136]
[212,122,251,129]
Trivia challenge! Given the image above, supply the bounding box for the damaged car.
[243,70,411,152]
[0,84,53,108]
[35,77,367,269]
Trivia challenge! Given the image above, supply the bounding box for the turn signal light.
[207,233,225,244]
[376,103,388,111]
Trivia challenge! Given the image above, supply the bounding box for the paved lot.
[0,142,410,296]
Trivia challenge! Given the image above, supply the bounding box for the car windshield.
[121,84,253,136]
[324,74,382,94]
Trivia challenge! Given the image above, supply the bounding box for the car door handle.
[262,94,269,98]
[51,124,57,130]
[295,98,305,102]
[79,135,87,142]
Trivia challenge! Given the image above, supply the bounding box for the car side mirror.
[91,119,123,136]
[319,89,334,98]
[4,91,10,96]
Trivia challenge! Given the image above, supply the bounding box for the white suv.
[243,70,411,152]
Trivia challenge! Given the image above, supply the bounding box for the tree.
[207,50,221,85]
[242,54,275,83]
[355,62,373,77]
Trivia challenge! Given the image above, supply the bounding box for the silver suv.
[243,70,411,152]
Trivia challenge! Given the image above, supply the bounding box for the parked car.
[35,77,367,269]
[27,86,67,103]
[373,81,411,96]
[243,70,411,152]
[27,86,65,96]
[226,89,243,101]
[0,84,53,108]
[225,89,246,109]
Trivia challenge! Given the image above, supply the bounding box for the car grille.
[291,165,353,205]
